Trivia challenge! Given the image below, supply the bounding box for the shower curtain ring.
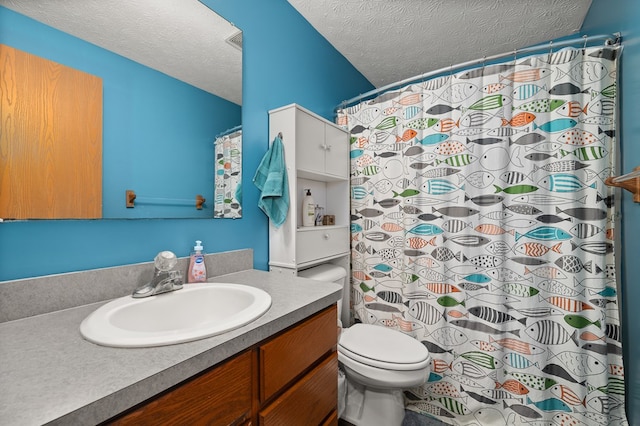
[583,34,588,52]
[548,40,553,61]
[513,48,518,62]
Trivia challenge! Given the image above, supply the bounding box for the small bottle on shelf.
[301,189,315,227]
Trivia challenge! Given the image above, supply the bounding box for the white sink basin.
[80,283,271,348]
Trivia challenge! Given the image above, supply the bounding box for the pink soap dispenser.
[187,240,207,283]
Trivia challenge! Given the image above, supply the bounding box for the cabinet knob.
[323,233,330,240]
[326,144,332,151]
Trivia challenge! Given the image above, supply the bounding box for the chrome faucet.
[133,251,184,298]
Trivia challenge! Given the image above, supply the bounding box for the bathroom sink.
[80,283,271,348]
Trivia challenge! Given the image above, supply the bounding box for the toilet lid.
[339,324,430,370]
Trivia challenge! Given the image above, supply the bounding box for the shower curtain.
[214,129,242,218]
[337,46,626,425]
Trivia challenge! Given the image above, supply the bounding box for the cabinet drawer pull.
[323,234,330,240]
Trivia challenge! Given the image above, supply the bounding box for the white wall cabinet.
[268,104,350,277]
[296,110,349,180]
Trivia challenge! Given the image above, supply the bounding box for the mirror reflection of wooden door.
[0,44,102,219]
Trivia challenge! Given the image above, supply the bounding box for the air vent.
[226,30,243,51]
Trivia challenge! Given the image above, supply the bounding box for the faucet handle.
[154,251,178,271]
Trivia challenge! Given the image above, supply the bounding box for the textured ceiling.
[0,0,243,105]
[287,0,593,90]
[3,1,594,106]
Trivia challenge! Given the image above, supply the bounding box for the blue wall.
[0,1,373,281]
[582,0,640,422]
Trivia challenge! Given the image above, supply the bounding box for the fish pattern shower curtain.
[214,129,242,218]
[337,46,626,425]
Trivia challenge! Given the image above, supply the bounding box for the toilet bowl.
[339,323,431,425]
[298,264,431,426]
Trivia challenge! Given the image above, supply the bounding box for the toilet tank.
[298,264,348,326]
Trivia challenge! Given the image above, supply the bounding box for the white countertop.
[0,269,341,425]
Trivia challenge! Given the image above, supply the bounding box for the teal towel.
[253,136,289,227]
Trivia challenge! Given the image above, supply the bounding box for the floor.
[402,410,450,426]
[338,410,449,426]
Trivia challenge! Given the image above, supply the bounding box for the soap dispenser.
[188,240,207,283]
[302,189,315,227]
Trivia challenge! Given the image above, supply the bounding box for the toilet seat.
[339,324,431,371]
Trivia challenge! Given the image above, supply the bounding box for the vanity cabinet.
[107,305,338,426]
[268,104,350,274]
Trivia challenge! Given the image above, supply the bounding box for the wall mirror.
[0,0,242,219]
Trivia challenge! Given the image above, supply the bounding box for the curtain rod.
[214,124,242,140]
[338,32,621,109]
[612,168,640,183]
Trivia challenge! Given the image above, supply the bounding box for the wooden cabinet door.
[0,44,102,219]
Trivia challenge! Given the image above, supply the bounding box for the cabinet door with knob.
[322,123,349,178]
[296,109,348,180]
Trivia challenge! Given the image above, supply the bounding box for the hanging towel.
[253,136,289,227]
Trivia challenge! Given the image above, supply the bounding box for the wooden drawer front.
[110,351,253,426]
[296,227,349,264]
[260,305,337,402]
[259,353,338,426]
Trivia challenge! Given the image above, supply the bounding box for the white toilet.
[298,264,431,426]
